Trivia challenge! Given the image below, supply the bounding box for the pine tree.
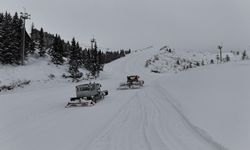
[242,50,248,60]
[74,42,83,68]
[38,28,45,56]
[11,12,22,64]
[68,38,82,78]
[226,54,230,62]
[29,40,36,54]
[50,34,64,65]
[84,48,92,71]
[97,50,104,70]
[63,41,71,58]
[0,13,4,63]
[176,60,180,65]
[196,62,200,66]
[30,23,39,42]
[86,40,104,77]
[91,41,98,76]
[216,54,220,63]
[28,23,36,54]
[57,35,65,64]
[119,50,125,57]
[1,12,15,64]
[0,12,23,64]
[201,60,205,66]
[79,48,87,66]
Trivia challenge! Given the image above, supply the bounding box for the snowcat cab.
[118,75,144,90]
[127,75,139,83]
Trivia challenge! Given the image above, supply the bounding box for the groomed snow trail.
[0,48,226,150]
[85,49,226,150]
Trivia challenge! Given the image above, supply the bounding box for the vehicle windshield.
[77,85,91,91]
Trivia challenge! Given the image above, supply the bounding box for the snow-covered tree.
[85,40,104,77]
[68,38,82,78]
[0,13,4,63]
[226,54,230,62]
[28,22,36,54]
[242,50,248,60]
[11,12,22,64]
[50,34,64,65]
[38,28,45,56]
[1,12,16,64]
[201,60,205,66]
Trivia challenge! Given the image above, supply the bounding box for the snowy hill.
[0,56,66,85]
[146,46,243,74]
[0,47,249,150]
[162,60,250,150]
[0,54,90,92]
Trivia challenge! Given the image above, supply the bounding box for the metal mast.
[91,38,96,50]
[217,43,223,62]
[20,9,30,65]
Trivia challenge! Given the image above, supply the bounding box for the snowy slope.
[0,54,90,91]
[162,61,250,150]
[146,47,243,74]
[0,56,67,86]
[0,48,247,150]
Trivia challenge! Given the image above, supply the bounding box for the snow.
[0,54,90,91]
[162,61,250,150]
[0,47,249,150]
[146,47,243,74]
[0,55,67,86]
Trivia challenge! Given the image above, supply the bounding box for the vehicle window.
[79,87,90,91]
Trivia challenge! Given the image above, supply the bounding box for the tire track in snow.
[122,51,186,149]
[139,89,171,150]
[0,47,229,150]
[83,48,227,150]
[81,92,155,150]
[83,88,172,150]
[143,86,198,149]
[149,83,228,150]
[69,49,158,150]
[72,93,141,150]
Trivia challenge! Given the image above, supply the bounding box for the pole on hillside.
[20,9,30,65]
[217,43,223,62]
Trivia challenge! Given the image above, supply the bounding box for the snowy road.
[0,48,226,150]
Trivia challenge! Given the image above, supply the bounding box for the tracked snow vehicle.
[118,75,144,90]
[65,83,108,108]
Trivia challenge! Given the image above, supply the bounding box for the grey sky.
[1,0,250,51]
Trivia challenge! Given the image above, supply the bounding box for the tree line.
[0,11,131,78]
[0,12,23,64]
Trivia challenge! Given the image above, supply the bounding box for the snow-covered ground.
[0,54,91,92]
[146,47,243,74]
[162,60,250,150]
[0,56,67,86]
[0,47,249,150]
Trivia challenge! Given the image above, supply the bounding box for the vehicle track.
[83,49,227,150]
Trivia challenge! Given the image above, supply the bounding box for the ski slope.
[0,48,240,150]
[162,61,250,150]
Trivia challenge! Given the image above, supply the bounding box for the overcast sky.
[1,0,250,51]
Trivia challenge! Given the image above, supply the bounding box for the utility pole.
[91,37,95,50]
[217,43,223,62]
[20,10,30,65]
